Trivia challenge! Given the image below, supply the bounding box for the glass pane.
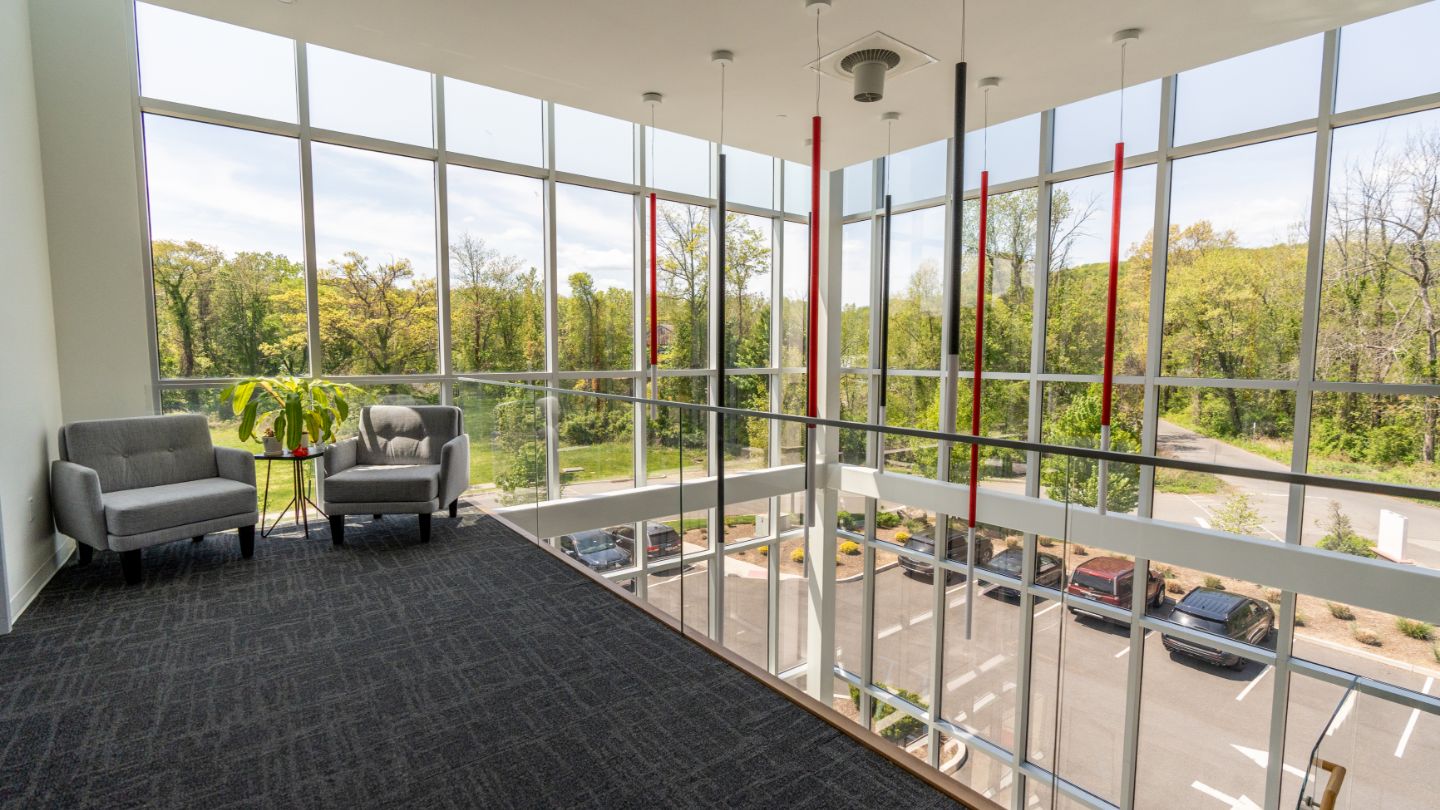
[556,183,634,371]
[136,3,297,122]
[724,213,772,368]
[455,380,545,512]
[656,200,709,369]
[722,374,769,472]
[1045,165,1156,375]
[443,78,543,166]
[882,375,939,478]
[723,550,769,667]
[964,114,1041,188]
[783,160,810,215]
[1319,109,1440,385]
[1163,135,1314,379]
[952,379,1030,492]
[555,105,633,183]
[961,189,1038,373]
[1174,35,1322,145]
[841,221,873,368]
[873,552,936,709]
[1136,562,1276,809]
[143,115,307,377]
[843,161,873,215]
[886,206,945,370]
[887,140,947,205]
[1052,80,1162,170]
[649,128,709,197]
[556,378,634,496]
[722,146,774,210]
[647,558,709,636]
[1336,1,1440,112]
[448,168,544,375]
[943,533,1022,746]
[1040,382,1142,515]
[648,377,708,478]
[1153,385,1294,537]
[307,45,432,146]
[311,143,438,375]
[781,220,809,368]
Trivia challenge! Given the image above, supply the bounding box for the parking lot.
[647,560,1439,808]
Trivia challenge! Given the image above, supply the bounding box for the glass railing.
[457,376,1440,810]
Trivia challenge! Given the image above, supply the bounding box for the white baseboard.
[6,536,70,630]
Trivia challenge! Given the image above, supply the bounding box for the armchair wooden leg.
[330,514,345,546]
[76,543,93,566]
[448,500,458,519]
[418,512,432,543]
[238,525,255,559]
[121,550,142,585]
[372,514,382,520]
[192,535,205,542]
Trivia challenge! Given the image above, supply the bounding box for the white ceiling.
[151,0,1422,168]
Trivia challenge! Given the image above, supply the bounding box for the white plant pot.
[300,431,311,449]
[262,436,282,456]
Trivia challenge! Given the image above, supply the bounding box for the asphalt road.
[647,564,1439,809]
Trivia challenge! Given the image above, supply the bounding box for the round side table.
[255,447,328,538]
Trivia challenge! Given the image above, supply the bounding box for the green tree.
[1040,385,1140,512]
[319,252,438,375]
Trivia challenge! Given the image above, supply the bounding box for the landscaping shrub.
[1294,612,1308,627]
[1203,575,1224,590]
[1158,566,1177,580]
[875,511,901,530]
[757,545,768,557]
[1167,581,1186,595]
[1038,537,1055,548]
[1264,589,1282,604]
[1316,503,1376,558]
[1396,618,1435,641]
[1326,602,1355,621]
[850,684,929,744]
[790,547,805,564]
[838,540,862,556]
[1352,626,1382,647]
[1071,544,1088,556]
[1433,644,1440,664]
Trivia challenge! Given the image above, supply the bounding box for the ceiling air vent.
[808,32,936,104]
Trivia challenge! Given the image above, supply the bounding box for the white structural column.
[805,167,843,705]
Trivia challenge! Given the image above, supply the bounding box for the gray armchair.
[50,414,258,584]
[321,405,469,545]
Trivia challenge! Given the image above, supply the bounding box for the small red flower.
[292,446,310,458]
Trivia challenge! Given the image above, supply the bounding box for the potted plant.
[222,375,359,453]
[261,427,282,456]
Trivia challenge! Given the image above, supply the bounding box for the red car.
[1065,556,1164,621]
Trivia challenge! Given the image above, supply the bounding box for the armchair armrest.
[325,436,359,477]
[50,460,108,550]
[439,433,471,507]
[215,446,256,487]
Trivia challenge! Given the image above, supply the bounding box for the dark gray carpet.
[0,510,960,809]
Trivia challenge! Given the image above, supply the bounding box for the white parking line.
[1191,780,1261,808]
[1395,676,1434,758]
[945,653,1006,692]
[877,623,903,640]
[1326,690,1357,737]
[1194,516,1212,529]
[973,692,997,712]
[1236,664,1273,702]
[1034,601,1062,618]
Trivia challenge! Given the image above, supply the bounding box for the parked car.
[558,529,632,573]
[978,548,1064,599]
[1066,556,1164,621]
[1160,587,1274,669]
[613,522,682,559]
[897,529,995,582]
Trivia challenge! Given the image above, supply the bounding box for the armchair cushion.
[326,436,359,475]
[357,406,462,466]
[215,446,256,486]
[439,434,470,507]
[60,414,218,492]
[102,478,257,537]
[324,464,440,504]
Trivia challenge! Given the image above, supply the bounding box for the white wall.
[29,0,155,423]
[0,0,68,628]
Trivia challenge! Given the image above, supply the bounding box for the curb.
[839,560,899,583]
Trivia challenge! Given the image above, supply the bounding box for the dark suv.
[978,548,1064,599]
[1160,587,1273,669]
[897,529,995,582]
[1066,557,1164,621]
[613,522,682,560]
[558,529,632,573]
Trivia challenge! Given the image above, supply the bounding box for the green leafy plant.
[1211,492,1263,536]
[850,684,928,744]
[1326,602,1355,621]
[1315,502,1377,558]
[874,511,901,530]
[1396,618,1435,641]
[1432,643,1440,664]
[222,375,358,451]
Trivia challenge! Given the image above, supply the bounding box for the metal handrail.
[459,376,1440,504]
